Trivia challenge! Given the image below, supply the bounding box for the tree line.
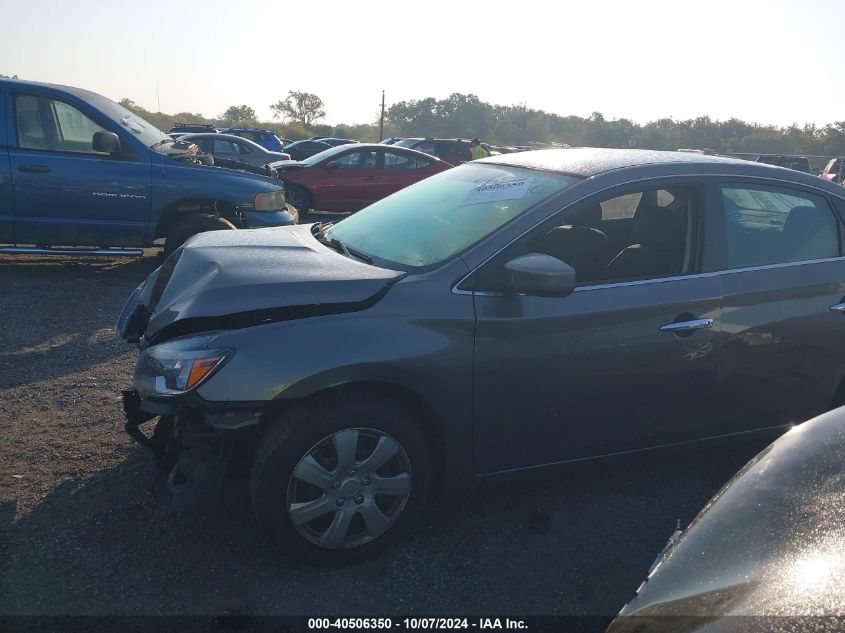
[32,80,840,157]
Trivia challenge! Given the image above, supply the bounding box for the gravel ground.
[0,232,772,619]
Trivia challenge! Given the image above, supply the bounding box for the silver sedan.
[178,132,291,168]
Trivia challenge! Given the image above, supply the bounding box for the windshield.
[86,93,170,147]
[300,144,357,166]
[328,163,581,269]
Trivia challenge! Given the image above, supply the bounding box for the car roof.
[482,147,839,183]
[0,77,106,100]
[179,132,266,147]
[221,127,274,134]
[483,147,750,175]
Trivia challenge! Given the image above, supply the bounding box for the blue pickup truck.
[0,79,294,256]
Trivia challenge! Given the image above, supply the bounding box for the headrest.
[783,205,837,258]
[634,205,686,251]
[783,206,828,239]
[568,204,603,228]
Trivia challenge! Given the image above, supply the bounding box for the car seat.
[601,204,686,280]
[530,204,611,282]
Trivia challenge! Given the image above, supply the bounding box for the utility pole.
[379,90,385,141]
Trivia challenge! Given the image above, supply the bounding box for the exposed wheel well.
[263,381,449,487]
[155,199,240,238]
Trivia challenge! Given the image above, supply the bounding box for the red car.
[275,143,452,212]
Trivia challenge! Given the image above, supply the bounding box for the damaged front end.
[116,224,403,512]
[120,332,257,512]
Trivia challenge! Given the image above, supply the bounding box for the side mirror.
[504,253,576,298]
[93,131,121,155]
[325,160,339,170]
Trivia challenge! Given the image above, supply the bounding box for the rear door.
[313,149,381,211]
[9,90,152,246]
[379,150,433,198]
[0,83,12,243]
[710,180,845,431]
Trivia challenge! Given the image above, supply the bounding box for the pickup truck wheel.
[163,213,236,257]
[284,186,312,214]
[251,395,432,565]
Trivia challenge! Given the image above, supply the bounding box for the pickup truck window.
[15,94,108,155]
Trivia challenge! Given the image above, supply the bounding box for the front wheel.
[284,185,312,214]
[250,395,432,565]
[163,213,236,257]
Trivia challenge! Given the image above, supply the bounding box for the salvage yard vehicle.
[166,122,219,135]
[394,137,475,164]
[283,139,333,161]
[0,78,295,256]
[754,153,813,174]
[178,132,291,168]
[276,143,451,212]
[821,157,845,184]
[608,408,845,632]
[119,148,845,564]
[219,127,286,152]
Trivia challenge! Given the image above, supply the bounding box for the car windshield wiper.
[311,223,373,264]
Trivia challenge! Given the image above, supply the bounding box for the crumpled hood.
[118,224,401,343]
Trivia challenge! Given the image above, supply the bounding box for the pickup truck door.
[8,90,152,247]
[0,84,12,243]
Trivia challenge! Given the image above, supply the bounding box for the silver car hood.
[118,224,401,343]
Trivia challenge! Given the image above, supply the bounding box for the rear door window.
[719,184,840,269]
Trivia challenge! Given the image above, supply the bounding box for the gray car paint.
[120,148,845,480]
[139,224,401,342]
[608,407,845,629]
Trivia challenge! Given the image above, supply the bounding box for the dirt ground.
[0,244,771,618]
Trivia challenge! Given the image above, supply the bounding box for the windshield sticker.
[122,115,145,134]
[462,176,535,206]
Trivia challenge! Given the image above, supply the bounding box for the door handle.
[660,318,714,333]
[830,303,845,313]
[18,164,51,174]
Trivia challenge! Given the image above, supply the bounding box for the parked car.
[119,148,845,564]
[0,78,294,256]
[219,127,285,152]
[380,137,403,145]
[166,122,219,135]
[394,137,473,164]
[179,133,291,168]
[821,157,845,184]
[608,407,845,632]
[275,143,451,212]
[317,137,358,147]
[283,139,333,161]
[755,154,813,173]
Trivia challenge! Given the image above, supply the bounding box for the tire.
[284,185,312,214]
[251,393,432,565]
[163,213,236,257]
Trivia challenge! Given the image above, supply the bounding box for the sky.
[2,0,843,128]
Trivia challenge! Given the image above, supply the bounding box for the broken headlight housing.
[134,335,233,398]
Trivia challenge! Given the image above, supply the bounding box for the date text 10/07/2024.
[307,618,529,630]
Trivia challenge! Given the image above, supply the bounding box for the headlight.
[134,335,233,397]
[254,189,286,211]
